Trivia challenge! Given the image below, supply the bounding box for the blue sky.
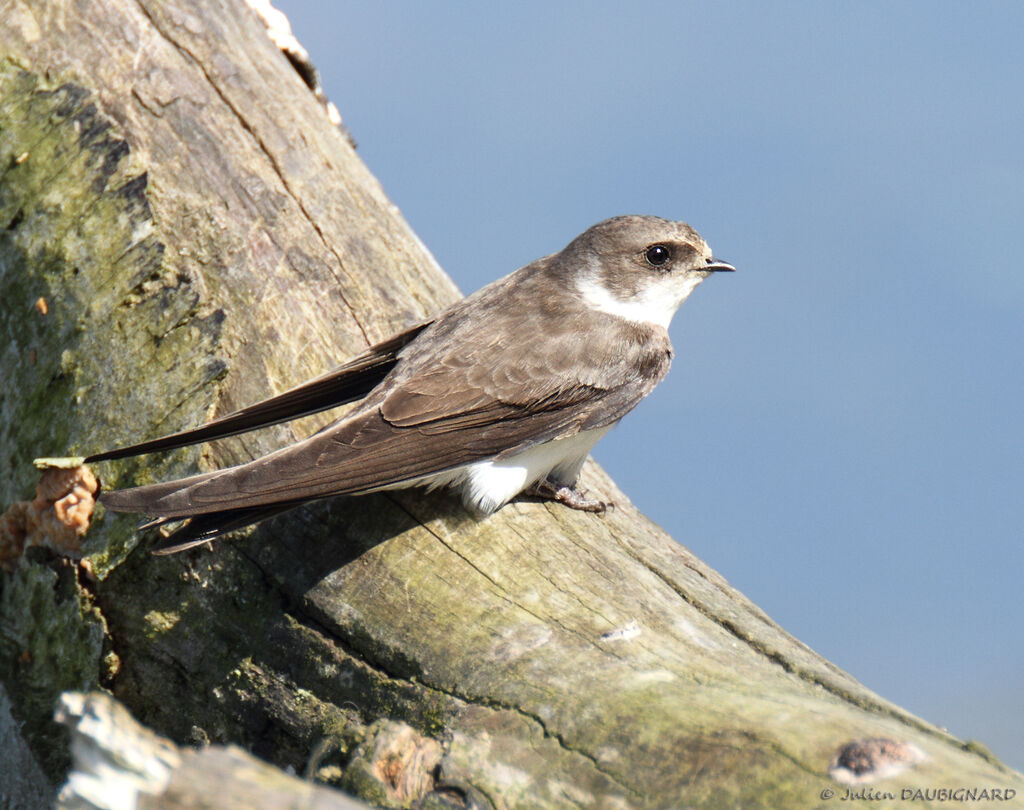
[273,1,1024,769]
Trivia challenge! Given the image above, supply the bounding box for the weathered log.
[0,1,1020,808]
[52,691,375,810]
[0,682,52,809]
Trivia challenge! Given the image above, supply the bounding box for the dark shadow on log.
[0,2,1020,809]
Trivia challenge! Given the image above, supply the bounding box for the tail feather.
[85,319,432,463]
[99,468,223,518]
[148,501,304,554]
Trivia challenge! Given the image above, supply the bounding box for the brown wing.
[99,364,662,520]
[378,261,672,426]
[85,320,432,463]
[100,264,672,520]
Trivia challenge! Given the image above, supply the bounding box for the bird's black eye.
[644,244,671,267]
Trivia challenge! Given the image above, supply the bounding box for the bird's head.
[565,215,734,329]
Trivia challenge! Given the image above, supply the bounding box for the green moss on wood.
[0,561,104,779]
[1,8,1020,804]
[0,59,230,783]
[0,61,227,539]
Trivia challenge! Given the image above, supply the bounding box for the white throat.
[576,272,703,329]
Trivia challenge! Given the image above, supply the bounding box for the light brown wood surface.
[0,2,1019,808]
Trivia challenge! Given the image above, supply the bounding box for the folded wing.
[86,320,432,462]
[97,274,673,547]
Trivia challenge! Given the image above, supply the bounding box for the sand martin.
[86,215,733,552]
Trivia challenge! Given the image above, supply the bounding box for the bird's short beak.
[706,257,735,272]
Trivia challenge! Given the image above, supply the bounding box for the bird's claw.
[526,480,611,513]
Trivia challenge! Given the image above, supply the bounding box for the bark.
[0,1,1020,809]
[52,691,375,810]
[0,683,52,809]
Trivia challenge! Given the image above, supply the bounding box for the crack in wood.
[131,0,372,346]
[612,532,964,752]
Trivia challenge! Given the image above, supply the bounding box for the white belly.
[397,426,611,514]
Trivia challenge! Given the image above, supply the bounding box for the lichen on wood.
[1,2,1021,809]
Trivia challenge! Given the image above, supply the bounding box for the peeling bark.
[0,2,1020,809]
[53,691,375,810]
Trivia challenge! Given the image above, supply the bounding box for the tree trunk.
[0,2,1019,808]
[52,691,376,810]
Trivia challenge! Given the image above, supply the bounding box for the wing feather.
[98,264,673,526]
[85,320,431,462]
[99,365,661,521]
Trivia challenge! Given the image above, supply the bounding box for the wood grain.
[0,1,1019,807]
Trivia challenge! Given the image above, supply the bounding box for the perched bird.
[87,215,733,552]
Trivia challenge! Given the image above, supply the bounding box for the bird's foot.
[526,479,611,513]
